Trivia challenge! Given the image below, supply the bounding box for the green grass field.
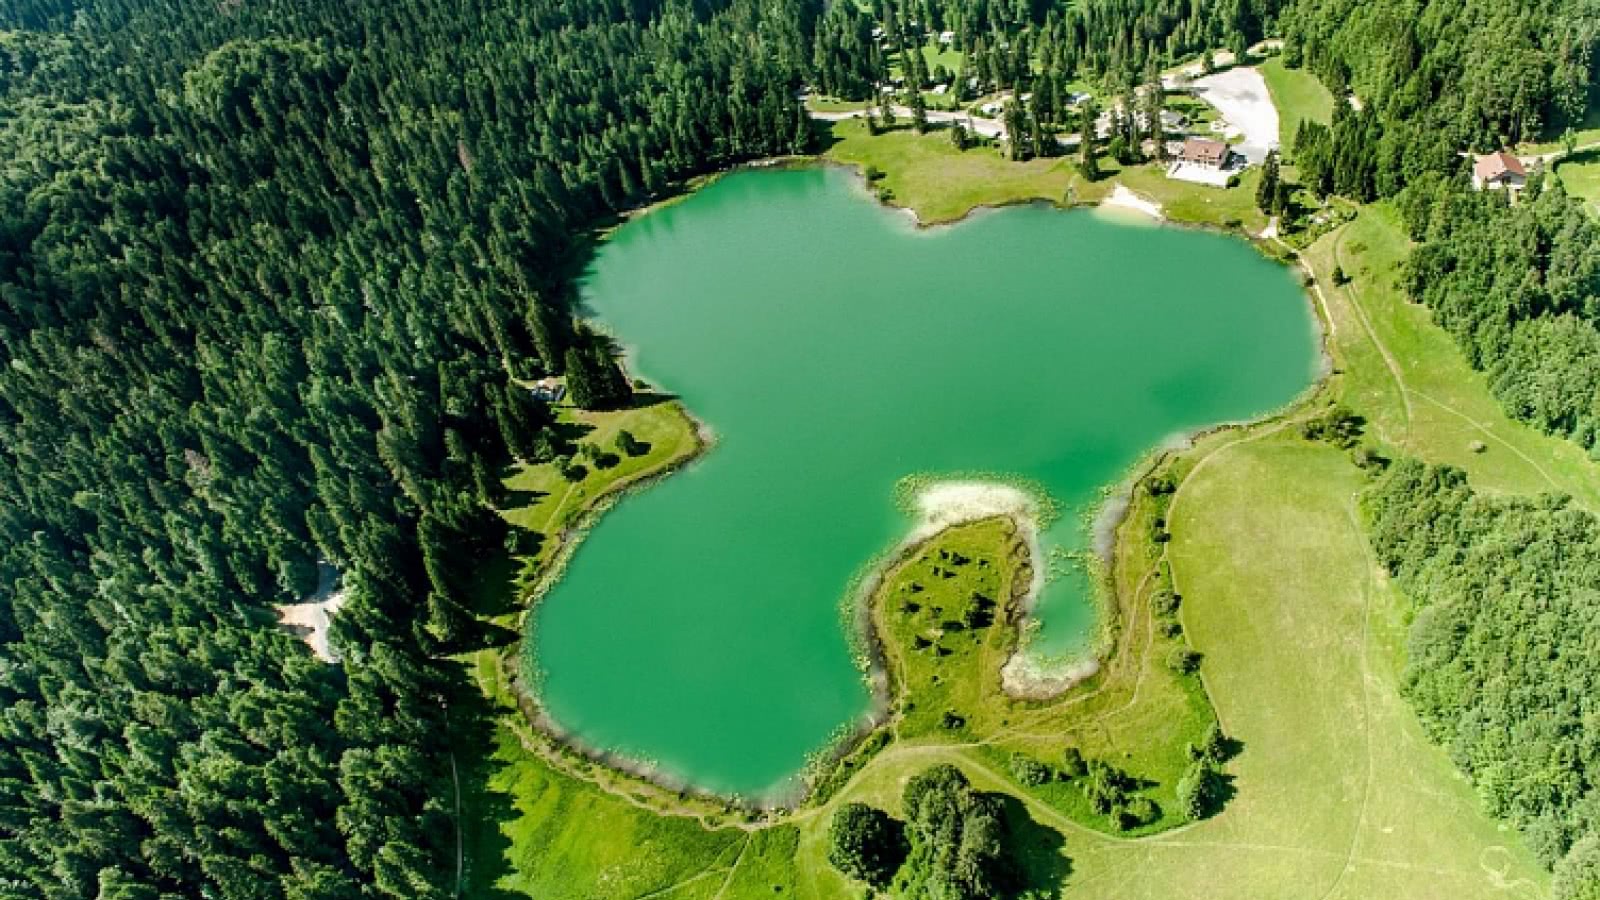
[790,429,1548,899]
[1555,148,1600,216]
[1304,205,1600,510]
[1260,57,1333,150]
[1117,163,1268,231]
[457,652,802,898]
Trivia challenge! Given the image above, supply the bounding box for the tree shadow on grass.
[448,662,527,900]
[991,793,1072,898]
[551,418,594,449]
[621,390,678,410]
[810,117,844,154]
[498,485,548,510]
[1210,771,1240,817]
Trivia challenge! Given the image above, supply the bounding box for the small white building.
[939,30,954,44]
[529,376,566,402]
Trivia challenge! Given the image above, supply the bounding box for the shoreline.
[505,154,1337,813]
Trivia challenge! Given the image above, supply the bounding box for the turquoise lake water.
[528,167,1319,797]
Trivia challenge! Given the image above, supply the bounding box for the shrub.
[1008,754,1054,787]
[1083,759,1133,814]
[1125,796,1159,825]
[1301,403,1364,448]
[827,802,908,887]
[1145,474,1176,495]
[616,429,647,457]
[1166,646,1201,674]
[1061,746,1087,778]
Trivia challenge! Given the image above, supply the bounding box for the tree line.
[1400,175,1600,452]
[811,0,1281,104]
[1365,460,1600,899]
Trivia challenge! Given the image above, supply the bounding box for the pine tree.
[1257,150,1281,214]
[1078,101,1101,180]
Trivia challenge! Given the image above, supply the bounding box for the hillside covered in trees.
[1365,461,1600,888]
[1280,0,1595,200]
[0,0,810,894]
[1399,176,1600,451]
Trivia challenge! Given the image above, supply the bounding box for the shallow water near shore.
[529,167,1318,797]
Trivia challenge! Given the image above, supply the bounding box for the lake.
[527,167,1319,798]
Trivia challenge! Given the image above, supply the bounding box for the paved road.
[1521,141,1600,167]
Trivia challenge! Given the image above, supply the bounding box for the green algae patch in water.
[527,168,1319,798]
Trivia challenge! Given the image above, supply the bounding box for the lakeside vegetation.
[498,395,701,576]
[823,119,1095,223]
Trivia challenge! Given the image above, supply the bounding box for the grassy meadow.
[1260,56,1334,149]
[1554,148,1600,216]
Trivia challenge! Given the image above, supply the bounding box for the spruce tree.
[1257,150,1281,214]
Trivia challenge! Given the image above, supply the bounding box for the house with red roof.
[1472,152,1527,191]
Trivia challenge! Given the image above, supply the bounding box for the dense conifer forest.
[1366,461,1600,887]
[1281,0,1595,200]
[1399,176,1600,449]
[1,0,1598,895]
[0,0,810,894]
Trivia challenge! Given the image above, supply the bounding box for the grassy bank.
[822,118,1104,223]
[822,118,1275,233]
[500,394,702,577]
